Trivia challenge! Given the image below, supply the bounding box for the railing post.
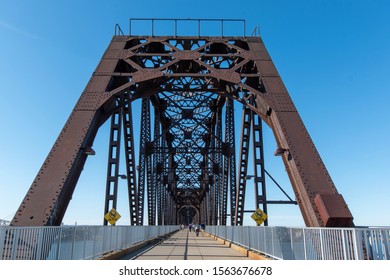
[266,227,272,256]
[36,227,44,260]
[92,227,97,260]
[100,226,106,258]
[115,226,119,251]
[303,228,307,260]
[247,226,251,251]
[56,227,63,260]
[290,228,293,258]
[384,229,390,260]
[351,228,360,260]
[231,226,234,245]
[271,227,275,258]
[83,227,87,260]
[10,228,20,260]
[71,226,77,260]
[109,226,113,253]
[0,227,5,260]
[319,229,325,260]
[341,229,347,260]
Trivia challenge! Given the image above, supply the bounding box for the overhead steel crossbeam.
[12,28,354,228]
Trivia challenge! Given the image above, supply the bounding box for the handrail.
[115,18,250,37]
[130,18,246,37]
[251,25,261,37]
[115,23,124,36]
[0,225,179,260]
[0,219,10,226]
[207,226,390,260]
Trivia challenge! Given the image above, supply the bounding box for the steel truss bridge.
[11,19,353,228]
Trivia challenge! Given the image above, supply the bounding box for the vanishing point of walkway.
[125,229,253,260]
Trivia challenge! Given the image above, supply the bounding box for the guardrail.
[206,226,390,260]
[0,219,10,227]
[115,18,250,37]
[0,225,178,260]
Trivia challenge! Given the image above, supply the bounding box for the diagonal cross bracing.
[12,34,354,228]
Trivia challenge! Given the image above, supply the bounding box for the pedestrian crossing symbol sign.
[251,208,267,225]
[104,208,121,225]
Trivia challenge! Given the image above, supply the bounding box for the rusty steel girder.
[12,35,353,227]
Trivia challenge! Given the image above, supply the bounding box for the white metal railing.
[0,220,10,227]
[206,226,390,260]
[0,225,178,260]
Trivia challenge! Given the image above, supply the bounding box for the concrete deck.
[126,229,253,260]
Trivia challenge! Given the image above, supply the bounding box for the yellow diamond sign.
[104,208,121,225]
[251,208,267,225]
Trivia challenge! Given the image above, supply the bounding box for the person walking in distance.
[195,224,200,236]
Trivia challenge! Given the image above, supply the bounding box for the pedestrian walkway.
[127,229,252,260]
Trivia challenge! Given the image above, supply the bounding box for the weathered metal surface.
[12,32,354,227]
[314,193,354,227]
[235,105,252,225]
[103,108,122,225]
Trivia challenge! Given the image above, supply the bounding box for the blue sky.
[1,0,390,227]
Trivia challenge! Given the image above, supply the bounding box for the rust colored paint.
[12,34,353,227]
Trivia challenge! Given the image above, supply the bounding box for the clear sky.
[1,0,390,227]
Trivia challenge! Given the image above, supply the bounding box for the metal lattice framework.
[12,20,354,227]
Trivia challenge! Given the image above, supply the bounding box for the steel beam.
[251,109,268,225]
[235,105,252,225]
[103,107,122,225]
[215,108,223,225]
[122,98,138,225]
[137,97,150,225]
[12,34,354,227]
[228,99,237,226]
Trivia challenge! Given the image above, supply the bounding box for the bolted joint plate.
[173,50,202,60]
[210,69,241,84]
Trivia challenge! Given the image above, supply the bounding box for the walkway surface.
[125,229,252,260]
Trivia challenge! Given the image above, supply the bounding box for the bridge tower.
[11,19,353,227]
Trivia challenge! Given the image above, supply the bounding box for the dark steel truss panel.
[12,34,354,227]
[103,107,122,225]
[138,97,151,225]
[122,99,138,225]
[235,105,252,225]
[251,110,268,225]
